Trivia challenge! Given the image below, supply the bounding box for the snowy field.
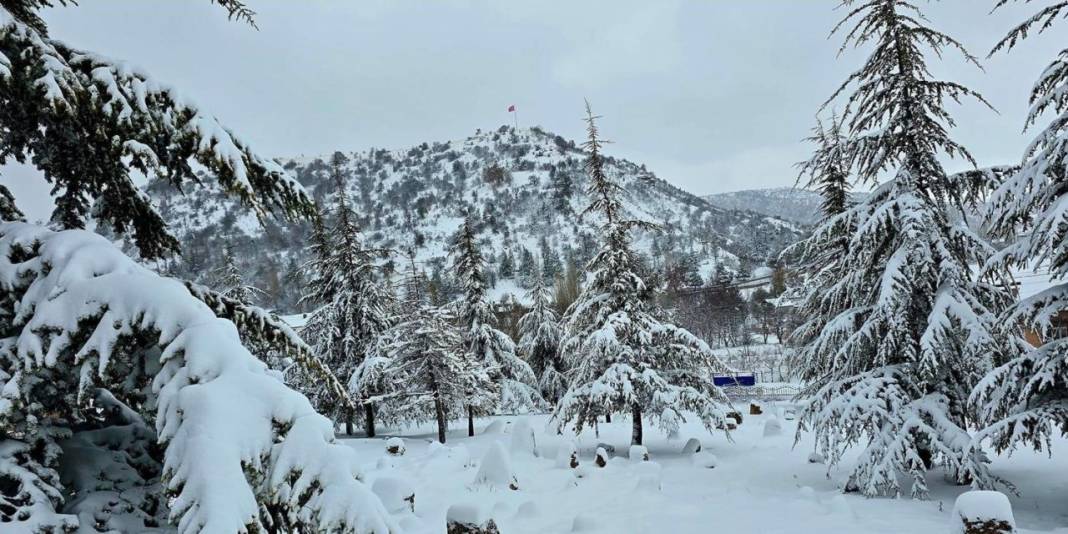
[345,410,1068,534]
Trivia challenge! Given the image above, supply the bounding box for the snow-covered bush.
[594,447,610,468]
[371,476,415,514]
[682,438,702,454]
[385,437,406,456]
[953,491,1015,534]
[472,442,519,491]
[0,223,394,533]
[509,418,538,457]
[446,504,500,534]
[556,441,579,469]
[629,445,649,462]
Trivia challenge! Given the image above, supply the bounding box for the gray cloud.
[2,0,1062,221]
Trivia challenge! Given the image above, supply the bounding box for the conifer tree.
[214,244,260,305]
[0,223,394,533]
[372,299,496,443]
[794,0,1017,497]
[517,270,567,403]
[553,103,731,446]
[451,215,541,427]
[300,153,393,436]
[786,113,857,385]
[973,0,1068,459]
[0,1,313,259]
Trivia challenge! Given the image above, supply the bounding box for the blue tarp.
[713,373,756,387]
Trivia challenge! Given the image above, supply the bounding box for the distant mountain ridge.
[145,126,806,311]
[704,187,868,225]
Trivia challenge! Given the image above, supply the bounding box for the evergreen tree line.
[277,107,735,448]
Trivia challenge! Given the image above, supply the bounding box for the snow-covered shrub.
[509,418,537,457]
[371,476,415,514]
[682,438,702,454]
[385,437,406,456]
[594,447,610,468]
[473,442,519,490]
[953,491,1015,534]
[0,223,394,533]
[556,441,579,469]
[629,445,649,462]
[446,504,500,534]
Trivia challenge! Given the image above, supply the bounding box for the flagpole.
[513,109,518,130]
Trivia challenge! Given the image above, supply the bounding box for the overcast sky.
[3,0,1063,221]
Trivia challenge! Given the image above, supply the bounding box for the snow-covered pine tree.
[214,244,261,305]
[451,215,541,428]
[373,303,496,444]
[0,183,22,222]
[0,1,313,259]
[0,223,395,533]
[795,0,1018,498]
[517,270,567,403]
[299,152,393,436]
[785,113,856,385]
[553,103,732,446]
[973,1,1068,459]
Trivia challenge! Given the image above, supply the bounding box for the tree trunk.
[631,404,643,446]
[435,396,447,444]
[364,403,376,438]
[605,412,612,423]
[344,408,354,436]
[467,406,475,437]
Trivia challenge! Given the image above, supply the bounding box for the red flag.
[508,105,516,112]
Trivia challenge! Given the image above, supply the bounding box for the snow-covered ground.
[343,411,1068,534]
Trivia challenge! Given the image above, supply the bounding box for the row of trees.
[282,107,735,448]
[790,0,1068,499]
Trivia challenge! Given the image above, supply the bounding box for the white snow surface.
[341,413,1068,533]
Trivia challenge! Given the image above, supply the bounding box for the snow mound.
[515,501,539,519]
[371,476,415,514]
[594,447,610,468]
[629,444,649,462]
[572,513,598,532]
[953,491,1016,533]
[484,420,507,434]
[510,418,538,457]
[556,441,579,469]
[385,437,406,456]
[682,438,702,454]
[763,418,783,437]
[691,452,719,469]
[447,503,487,525]
[473,442,519,490]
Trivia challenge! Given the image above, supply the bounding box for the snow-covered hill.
[704,187,867,225]
[147,126,804,310]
